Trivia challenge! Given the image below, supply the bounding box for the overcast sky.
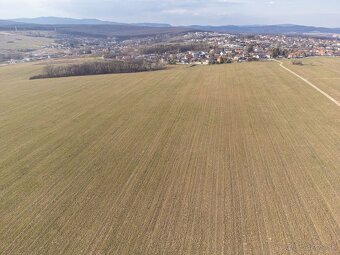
[1,0,339,27]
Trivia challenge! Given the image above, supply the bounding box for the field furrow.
[0,60,339,254]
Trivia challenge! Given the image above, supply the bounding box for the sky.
[1,0,340,27]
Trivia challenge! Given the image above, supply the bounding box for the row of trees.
[140,43,210,55]
[0,53,24,62]
[30,60,166,79]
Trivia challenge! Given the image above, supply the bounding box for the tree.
[271,47,281,58]
[246,44,254,53]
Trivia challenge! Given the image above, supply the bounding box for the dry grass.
[0,32,52,52]
[0,60,339,254]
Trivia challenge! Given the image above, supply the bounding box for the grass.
[283,57,340,101]
[0,60,339,254]
[0,32,52,52]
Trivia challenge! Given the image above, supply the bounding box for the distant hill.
[11,17,120,25]
[11,17,173,28]
[0,18,197,39]
[1,17,339,38]
[55,24,198,39]
[0,20,23,26]
[133,23,172,28]
[189,24,340,34]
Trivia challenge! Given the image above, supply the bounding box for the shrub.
[30,60,166,79]
[292,60,303,66]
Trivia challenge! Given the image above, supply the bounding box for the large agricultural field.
[0,32,52,52]
[0,59,339,254]
[283,57,340,102]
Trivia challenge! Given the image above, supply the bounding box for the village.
[2,31,340,65]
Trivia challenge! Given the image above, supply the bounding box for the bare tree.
[30,60,166,80]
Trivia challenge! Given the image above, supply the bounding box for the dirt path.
[274,59,340,107]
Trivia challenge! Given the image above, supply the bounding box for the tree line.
[140,43,210,55]
[30,60,166,79]
[0,53,24,62]
[271,47,290,58]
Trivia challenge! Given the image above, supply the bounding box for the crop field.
[283,57,340,101]
[0,32,52,52]
[0,60,339,254]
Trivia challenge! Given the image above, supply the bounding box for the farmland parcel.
[0,59,339,254]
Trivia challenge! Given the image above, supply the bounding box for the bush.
[30,60,166,79]
[292,60,303,66]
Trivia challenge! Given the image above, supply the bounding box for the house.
[217,56,224,64]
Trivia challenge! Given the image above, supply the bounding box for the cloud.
[0,0,339,27]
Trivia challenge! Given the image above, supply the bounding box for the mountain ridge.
[1,17,340,35]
